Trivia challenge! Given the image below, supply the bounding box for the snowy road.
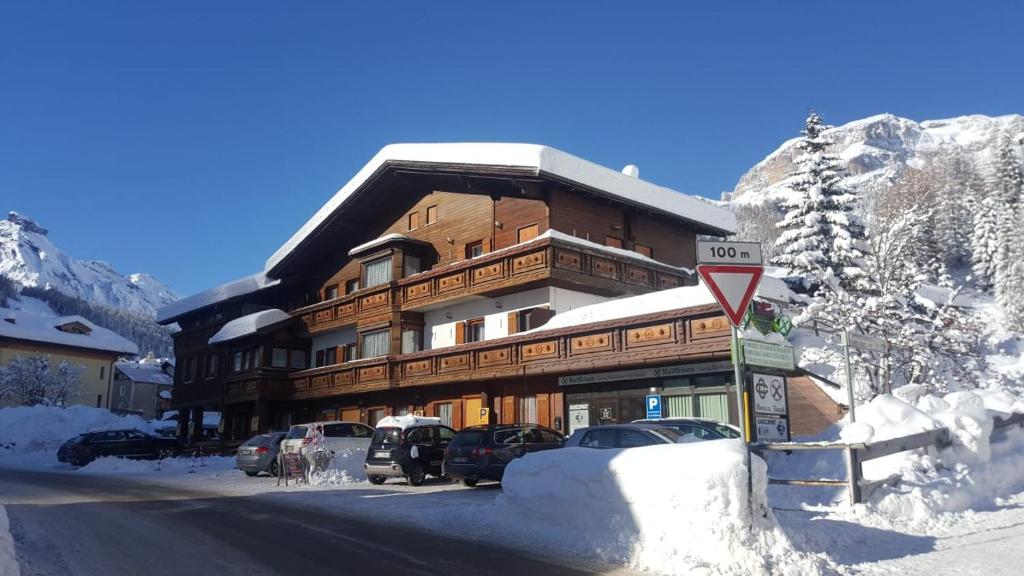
[0,468,614,576]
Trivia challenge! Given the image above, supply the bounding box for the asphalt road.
[0,468,614,576]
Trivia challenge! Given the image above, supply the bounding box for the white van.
[280,421,374,459]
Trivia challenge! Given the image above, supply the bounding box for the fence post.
[846,446,862,505]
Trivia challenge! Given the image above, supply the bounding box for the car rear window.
[494,428,528,444]
[285,426,309,440]
[651,427,681,443]
[450,431,486,447]
[372,428,401,445]
[242,434,269,447]
[714,424,741,439]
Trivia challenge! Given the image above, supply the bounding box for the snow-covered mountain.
[0,212,178,316]
[725,113,1024,206]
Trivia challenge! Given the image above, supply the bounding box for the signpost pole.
[842,331,857,423]
[731,324,754,526]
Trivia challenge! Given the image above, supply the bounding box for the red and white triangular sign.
[697,264,764,327]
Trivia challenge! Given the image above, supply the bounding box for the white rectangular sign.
[697,241,763,265]
[741,340,796,371]
[755,416,790,442]
[844,331,886,353]
[751,372,788,416]
[568,404,590,434]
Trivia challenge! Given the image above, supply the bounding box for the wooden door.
[341,408,361,422]
[464,397,483,427]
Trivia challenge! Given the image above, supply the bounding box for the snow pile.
[374,415,440,429]
[308,447,368,486]
[495,441,826,575]
[0,405,154,454]
[839,387,1024,527]
[0,506,17,576]
[80,455,235,475]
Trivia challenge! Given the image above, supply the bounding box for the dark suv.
[364,422,456,486]
[443,424,564,487]
[57,428,181,466]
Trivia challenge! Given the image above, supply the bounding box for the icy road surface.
[0,467,625,576]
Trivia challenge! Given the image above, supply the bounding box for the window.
[580,429,616,449]
[100,366,105,380]
[401,328,422,354]
[516,307,552,332]
[634,243,653,258]
[272,348,288,368]
[324,347,337,366]
[315,350,325,368]
[537,429,563,444]
[233,352,243,372]
[344,344,358,362]
[408,211,420,230]
[426,205,438,225]
[186,357,197,382]
[406,427,428,443]
[403,254,422,277]
[364,257,393,287]
[248,347,262,369]
[605,236,623,249]
[288,349,307,370]
[438,427,454,442]
[206,355,218,378]
[324,285,339,300]
[466,241,484,259]
[436,402,453,427]
[368,408,386,427]
[517,224,540,243]
[519,395,538,423]
[119,384,127,396]
[620,430,655,448]
[465,319,485,343]
[360,329,390,359]
[345,278,360,294]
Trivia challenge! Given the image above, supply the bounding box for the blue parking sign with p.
[645,394,662,419]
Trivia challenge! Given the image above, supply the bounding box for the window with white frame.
[360,329,390,359]
[364,257,393,287]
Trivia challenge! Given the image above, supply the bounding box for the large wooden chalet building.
[158,144,839,443]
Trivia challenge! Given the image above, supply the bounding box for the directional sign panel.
[755,416,790,442]
[751,372,788,415]
[844,331,886,353]
[697,241,764,265]
[697,265,764,327]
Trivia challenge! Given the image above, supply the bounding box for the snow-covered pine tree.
[771,110,870,297]
[993,135,1024,323]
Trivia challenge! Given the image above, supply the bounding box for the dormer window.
[55,321,92,335]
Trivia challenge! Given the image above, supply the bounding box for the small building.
[0,308,139,408]
[111,353,175,419]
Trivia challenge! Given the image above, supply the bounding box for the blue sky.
[1,1,1021,297]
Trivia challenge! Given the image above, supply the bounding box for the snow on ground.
[0,505,18,576]
[0,405,155,454]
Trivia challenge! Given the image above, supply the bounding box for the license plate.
[375,451,391,459]
[452,457,468,463]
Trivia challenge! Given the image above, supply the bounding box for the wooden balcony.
[170,380,222,408]
[224,368,294,404]
[293,235,694,335]
[286,304,732,401]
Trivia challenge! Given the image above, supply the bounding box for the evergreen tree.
[993,136,1024,323]
[771,111,870,295]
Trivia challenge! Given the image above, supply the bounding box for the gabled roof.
[114,360,174,385]
[156,271,281,325]
[265,143,736,274]
[0,308,138,355]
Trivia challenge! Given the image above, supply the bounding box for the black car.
[632,418,741,440]
[443,424,564,487]
[57,428,181,467]
[363,422,456,486]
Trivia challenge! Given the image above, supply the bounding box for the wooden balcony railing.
[292,235,694,335]
[224,368,294,403]
[289,356,395,399]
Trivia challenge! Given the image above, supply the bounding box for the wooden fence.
[754,412,1024,505]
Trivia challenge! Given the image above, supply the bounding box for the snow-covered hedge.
[0,405,155,454]
[495,440,824,575]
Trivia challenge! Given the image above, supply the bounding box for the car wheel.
[244,471,259,477]
[462,478,479,487]
[368,475,387,485]
[269,460,280,477]
[407,464,426,486]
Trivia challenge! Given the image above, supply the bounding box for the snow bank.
[0,506,18,576]
[495,441,826,575]
[374,415,440,429]
[80,455,235,475]
[309,447,368,486]
[0,405,154,454]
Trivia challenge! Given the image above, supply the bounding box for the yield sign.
[697,264,764,327]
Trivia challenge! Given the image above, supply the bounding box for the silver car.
[564,423,682,449]
[236,432,287,477]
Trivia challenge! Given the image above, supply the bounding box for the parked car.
[632,418,741,440]
[564,423,682,449]
[235,431,287,477]
[56,428,181,466]
[443,424,564,486]
[279,421,374,461]
[363,417,456,486]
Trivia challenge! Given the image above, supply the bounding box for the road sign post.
[841,331,889,422]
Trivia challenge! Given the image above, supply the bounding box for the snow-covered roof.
[348,233,432,257]
[0,308,138,355]
[114,360,173,386]
[266,143,736,272]
[156,271,281,324]
[158,390,172,400]
[545,230,694,274]
[375,415,442,429]
[208,308,294,345]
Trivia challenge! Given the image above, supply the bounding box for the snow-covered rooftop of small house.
[114,360,173,386]
[0,308,138,355]
[208,308,293,345]
[527,277,791,334]
[347,233,431,257]
[156,271,281,324]
[266,143,737,272]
